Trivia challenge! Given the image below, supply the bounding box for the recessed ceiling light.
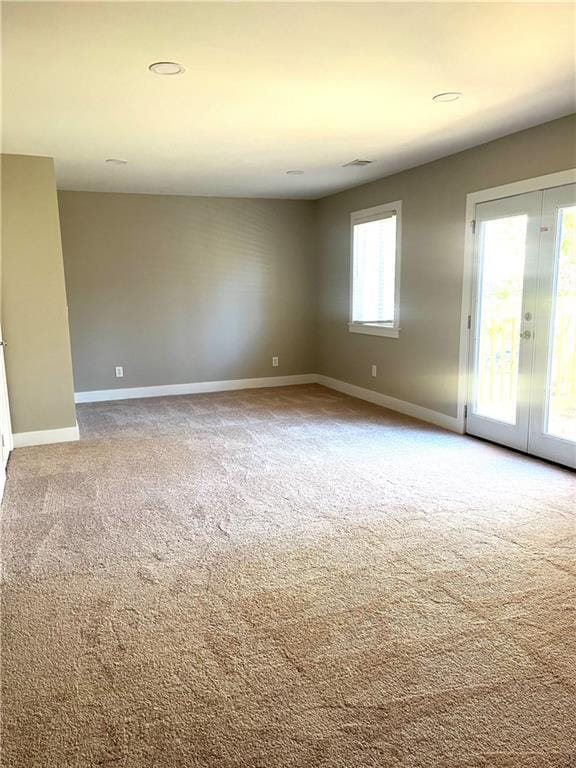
[149,61,185,76]
[432,92,462,103]
[105,158,128,165]
[286,170,304,175]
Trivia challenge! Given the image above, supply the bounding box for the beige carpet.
[1,384,575,767]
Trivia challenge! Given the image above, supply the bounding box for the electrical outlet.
[115,366,124,378]
[371,364,377,378]
[272,356,279,368]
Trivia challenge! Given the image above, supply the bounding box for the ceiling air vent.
[342,159,374,168]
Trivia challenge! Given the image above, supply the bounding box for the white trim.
[457,168,576,428]
[350,203,398,225]
[75,373,463,434]
[349,200,402,337]
[75,374,317,404]
[348,323,400,338]
[13,424,80,448]
[0,321,14,460]
[317,375,463,433]
[76,371,462,433]
[466,169,576,206]
[4,430,14,453]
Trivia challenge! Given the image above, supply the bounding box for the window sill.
[348,323,400,338]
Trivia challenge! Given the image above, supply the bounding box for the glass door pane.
[527,183,575,469]
[473,214,527,423]
[545,204,576,441]
[467,190,541,453]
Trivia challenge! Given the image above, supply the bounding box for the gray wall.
[59,192,317,392]
[1,155,77,434]
[59,115,576,414]
[316,114,576,418]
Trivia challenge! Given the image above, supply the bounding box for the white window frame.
[348,201,402,339]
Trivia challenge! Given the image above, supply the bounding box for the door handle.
[520,330,532,340]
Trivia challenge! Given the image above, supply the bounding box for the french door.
[467,184,576,469]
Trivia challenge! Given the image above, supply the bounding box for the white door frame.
[0,322,13,501]
[457,168,576,434]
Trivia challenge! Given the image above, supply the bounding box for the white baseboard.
[317,375,464,434]
[75,374,317,404]
[13,423,80,448]
[73,373,463,433]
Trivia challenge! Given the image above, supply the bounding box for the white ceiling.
[2,2,575,199]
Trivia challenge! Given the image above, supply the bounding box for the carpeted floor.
[1,384,575,767]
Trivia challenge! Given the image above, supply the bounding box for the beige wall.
[316,114,576,418]
[1,155,77,433]
[59,192,317,392]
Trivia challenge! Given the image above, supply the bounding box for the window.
[349,202,402,338]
